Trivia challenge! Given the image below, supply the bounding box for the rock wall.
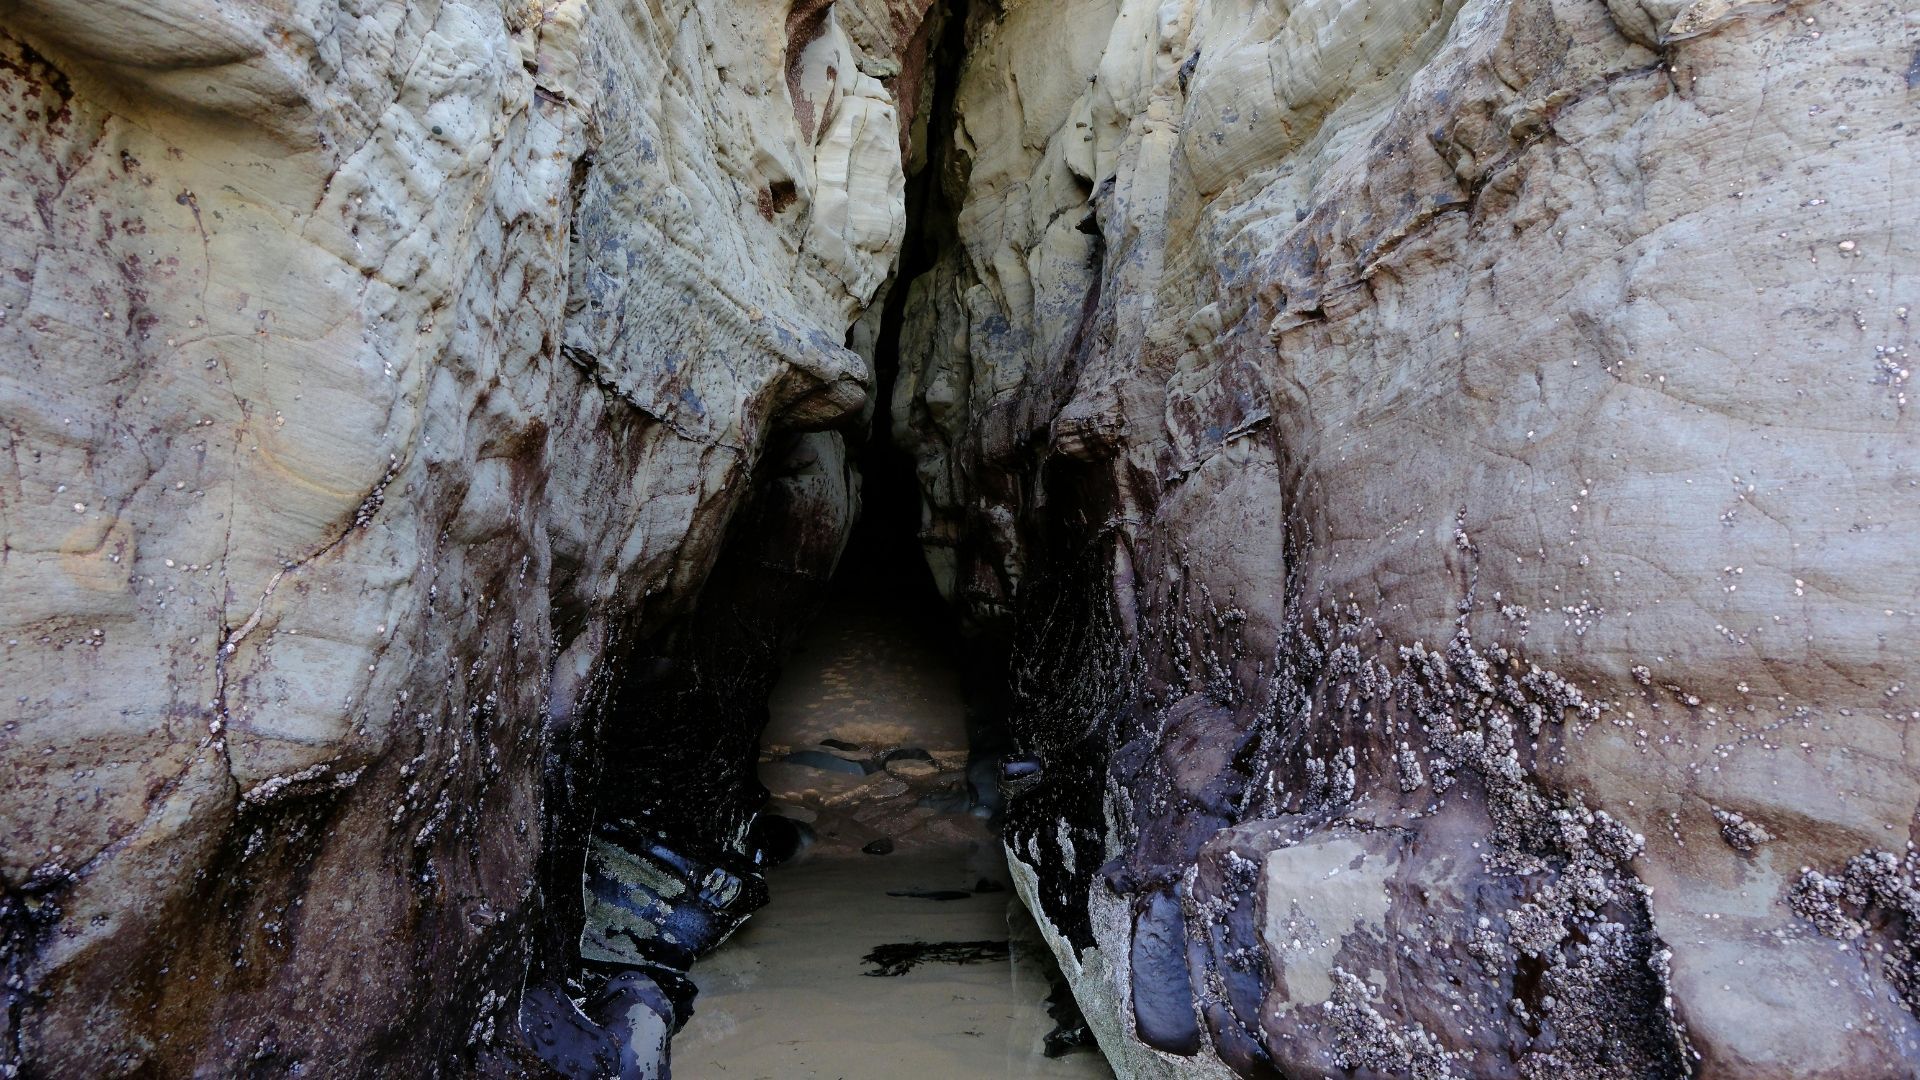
[896,0,1920,1074]
[0,0,926,1072]
[3,0,1916,1074]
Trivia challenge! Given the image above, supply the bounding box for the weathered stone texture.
[2,0,1915,1073]
[0,0,913,1072]
[896,0,1920,1074]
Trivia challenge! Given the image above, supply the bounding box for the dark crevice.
[509,0,1116,1066]
[512,0,1041,1073]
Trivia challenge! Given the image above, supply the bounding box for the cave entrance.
[665,410,1109,1075]
[551,0,1116,1063]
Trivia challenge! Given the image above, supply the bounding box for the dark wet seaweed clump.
[860,940,1010,976]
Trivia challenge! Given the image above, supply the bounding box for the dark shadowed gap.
[846,0,1023,776]
[514,0,1112,1068]
[837,355,949,622]
[672,294,1109,1073]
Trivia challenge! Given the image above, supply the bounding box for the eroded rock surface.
[2,0,1915,1074]
[894,0,1920,1074]
[0,0,924,1072]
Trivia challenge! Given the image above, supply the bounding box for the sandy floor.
[675,595,1112,1079]
[759,597,969,756]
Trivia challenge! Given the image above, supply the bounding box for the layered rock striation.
[895,0,1920,1074]
[1,0,1915,1075]
[0,0,924,1072]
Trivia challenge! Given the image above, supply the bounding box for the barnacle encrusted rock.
[898,0,1920,1074]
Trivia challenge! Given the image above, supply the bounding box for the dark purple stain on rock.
[1130,887,1201,1055]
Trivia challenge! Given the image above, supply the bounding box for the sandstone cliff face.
[895,0,1920,1074]
[2,0,1915,1074]
[0,0,921,1072]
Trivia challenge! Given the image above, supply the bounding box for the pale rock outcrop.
[0,0,918,1072]
[897,0,1920,1074]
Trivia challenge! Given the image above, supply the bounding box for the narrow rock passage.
[673,589,1113,1078]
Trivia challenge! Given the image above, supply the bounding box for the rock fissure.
[1,0,1915,1075]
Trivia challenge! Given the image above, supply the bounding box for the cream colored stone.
[900,0,1920,1073]
[0,0,915,1070]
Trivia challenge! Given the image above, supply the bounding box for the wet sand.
[761,594,969,757]
[675,595,1112,1079]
